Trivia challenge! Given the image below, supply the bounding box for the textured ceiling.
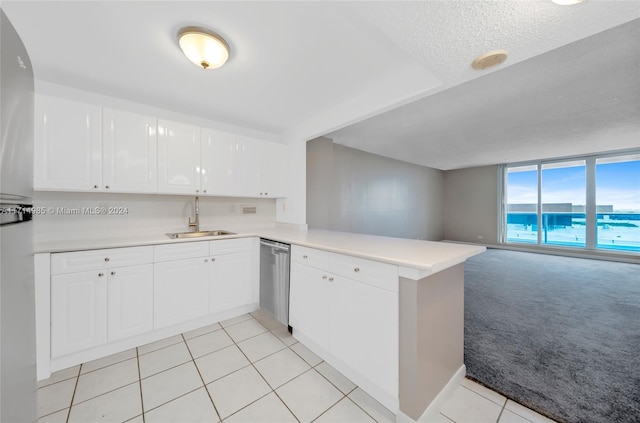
[328,18,640,170]
[3,1,639,169]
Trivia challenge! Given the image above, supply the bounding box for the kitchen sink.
[166,230,236,239]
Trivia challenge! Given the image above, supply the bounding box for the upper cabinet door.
[260,141,286,198]
[201,128,238,196]
[157,119,201,195]
[236,136,287,198]
[237,135,261,197]
[34,94,102,191]
[102,109,157,193]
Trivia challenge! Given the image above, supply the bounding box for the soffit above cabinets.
[3,2,638,169]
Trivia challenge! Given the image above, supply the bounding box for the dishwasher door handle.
[259,239,290,252]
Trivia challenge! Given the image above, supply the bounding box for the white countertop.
[35,227,485,278]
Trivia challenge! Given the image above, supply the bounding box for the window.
[505,165,538,244]
[541,160,586,247]
[503,152,639,253]
[595,155,640,252]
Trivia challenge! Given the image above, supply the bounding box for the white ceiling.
[3,1,639,170]
[329,18,640,170]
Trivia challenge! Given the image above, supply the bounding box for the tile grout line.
[222,316,302,423]
[304,358,389,423]
[461,384,507,407]
[65,363,82,423]
[255,315,307,423]
[310,394,347,422]
[289,343,374,421]
[135,347,146,423]
[181,333,223,422]
[495,397,508,423]
[256,313,379,422]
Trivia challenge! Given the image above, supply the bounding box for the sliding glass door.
[503,152,639,253]
[541,160,586,247]
[595,155,640,252]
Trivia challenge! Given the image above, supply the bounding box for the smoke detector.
[471,50,509,70]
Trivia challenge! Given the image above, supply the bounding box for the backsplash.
[33,191,277,243]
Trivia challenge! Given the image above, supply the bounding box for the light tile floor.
[37,310,557,423]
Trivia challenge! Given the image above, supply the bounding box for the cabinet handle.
[196,190,200,193]
[328,277,334,282]
[98,272,104,277]
[211,258,216,262]
[265,192,268,196]
[105,185,110,189]
[94,185,99,189]
[203,190,207,193]
[302,255,308,259]
[322,275,327,280]
[110,271,116,276]
[104,257,110,262]
[204,259,208,262]
[354,267,360,273]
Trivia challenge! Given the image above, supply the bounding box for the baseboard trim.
[396,365,466,423]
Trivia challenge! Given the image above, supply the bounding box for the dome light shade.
[178,26,230,70]
[551,0,585,5]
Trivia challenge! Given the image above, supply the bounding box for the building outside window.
[502,152,639,253]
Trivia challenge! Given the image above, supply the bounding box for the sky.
[507,160,640,212]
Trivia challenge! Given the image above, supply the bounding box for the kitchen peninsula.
[34,227,484,423]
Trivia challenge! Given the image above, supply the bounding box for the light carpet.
[464,248,640,423]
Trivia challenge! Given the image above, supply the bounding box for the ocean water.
[506,216,640,253]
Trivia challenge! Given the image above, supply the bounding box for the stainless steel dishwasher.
[259,238,291,328]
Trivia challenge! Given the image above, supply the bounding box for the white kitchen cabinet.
[50,246,154,357]
[201,128,239,196]
[102,108,157,193]
[208,251,253,313]
[107,264,154,342]
[289,261,331,351]
[51,246,154,275]
[260,140,287,198]
[34,94,286,198]
[237,136,286,198]
[157,119,201,195]
[153,257,210,329]
[34,94,102,191]
[51,270,107,358]
[153,239,255,328]
[330,275,398,400]
[289,245,398,408]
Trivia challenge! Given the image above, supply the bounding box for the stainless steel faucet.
[188,196,200,232]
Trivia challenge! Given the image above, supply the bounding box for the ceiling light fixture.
[551,0,585,5]
[178,26,230,70]
[471,50,508,70]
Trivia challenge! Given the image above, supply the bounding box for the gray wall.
[307,137,444,240]
[443,165,499,245]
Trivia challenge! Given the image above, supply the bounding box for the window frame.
[500,150,639,254]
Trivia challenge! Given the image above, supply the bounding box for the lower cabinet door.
[51,270,107,357]
[289,262,330,351]
[209,251,252,313]
[107,264,154,342]
[154,257,209,329]
[330,276,398,397]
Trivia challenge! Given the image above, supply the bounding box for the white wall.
[307,137,444,240]
[33,192,276,243]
